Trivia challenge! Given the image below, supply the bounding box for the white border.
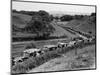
[0,0,99,75]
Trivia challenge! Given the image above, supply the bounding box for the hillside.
[29,45,95,73]
[12,12,32,28]
[50,22,77,38]
[12,11,96,41]
[12,12,78,39]
[57,16,96,35]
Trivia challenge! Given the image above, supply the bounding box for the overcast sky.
[12,1,95,15]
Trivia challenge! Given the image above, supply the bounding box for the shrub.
[12,50,61,74]
[60,15,73,21]
[12,63,27,73]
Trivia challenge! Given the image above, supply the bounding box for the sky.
[12,1,95,15]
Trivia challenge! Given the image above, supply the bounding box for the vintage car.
[23,48,41,57]
[57,42,68,48]
[67,41,76,47]
[43,45,58,51]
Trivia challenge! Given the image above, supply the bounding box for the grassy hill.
[12,11,96,41]
[57,16,96,35]
[12,12,32,28]
[50,22,77,38]
[29,45,95,73]
[12,12,78,39]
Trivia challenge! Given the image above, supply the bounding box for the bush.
[74,15,84,20]
[60,15,73,21]
[12,63,28,73]
[12,50,61,74]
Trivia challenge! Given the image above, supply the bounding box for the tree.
[60,15,73,21]
[49,15,54,21]
[54,16,59,21]
[91,13,96,16]
[38,10,51,22]
[24,10,55,39]
[74,15,84,20]
[88,13,96,24]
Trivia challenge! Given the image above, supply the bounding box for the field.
[12,38,71,57]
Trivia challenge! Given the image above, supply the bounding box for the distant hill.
[57,16,96,35]
[50,11,91,16]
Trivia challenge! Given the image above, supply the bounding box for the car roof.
[58,42,67,44]
[24,48,40,53]
[43,45,57,48]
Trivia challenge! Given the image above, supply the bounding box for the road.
[57,22,89,39]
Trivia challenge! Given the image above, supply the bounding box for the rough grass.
[12,41,95,74]
[12,12,32,28]
[12,38,70,57]
[28,45,95,72]
[12,51,61,74]
[57,18,96,35]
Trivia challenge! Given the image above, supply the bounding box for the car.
[13,56,24,64]
[23,48,41,57]
[43,45,58,51]
[57,42,68,48]
[67,41,76,47]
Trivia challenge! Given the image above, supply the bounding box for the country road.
[56,22,89,39]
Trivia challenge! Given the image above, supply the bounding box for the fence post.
[75,49,77,55]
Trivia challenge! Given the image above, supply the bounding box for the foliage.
[74,15,84,20]
[60,14,85,21]
[60,15,73,21]
[24,10,55,39]
[12,51,61,74]
[91,13,96,16]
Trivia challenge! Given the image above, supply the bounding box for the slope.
[29,45,95,73]
[12,12,78,39]
[58,16,96,35]
[50,21,77,38]
[12,12,32,28]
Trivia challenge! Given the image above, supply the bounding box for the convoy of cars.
[12,36,95,66]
